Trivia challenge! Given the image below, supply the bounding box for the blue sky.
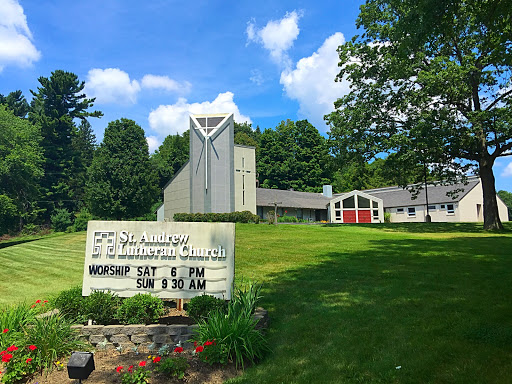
[1,0,511,192]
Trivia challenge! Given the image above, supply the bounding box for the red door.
[343,210,356,223]
[358,210,371,223]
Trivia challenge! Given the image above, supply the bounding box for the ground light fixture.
[67,351,95,383]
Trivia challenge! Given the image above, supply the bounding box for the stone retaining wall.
[73,307,268,352]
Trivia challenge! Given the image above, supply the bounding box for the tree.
[29,70,102,217]
[497,190,512,220]
[0,106,44,233]
[234,121,260,148]
[258,120,332,192]
[86,118,158,220]
[0,90,30,118]
[70,120,98,206]
[326,0,512,229]
[151,130,189,191]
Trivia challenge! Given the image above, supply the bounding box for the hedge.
[173,211,260,224]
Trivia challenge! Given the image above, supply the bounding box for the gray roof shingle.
[360,178,480,208]
[256,188,331,209]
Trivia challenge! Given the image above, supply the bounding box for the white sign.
[83,221,235,299]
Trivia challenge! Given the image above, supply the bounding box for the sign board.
[83,221,235,299]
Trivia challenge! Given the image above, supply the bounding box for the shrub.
[25,314,88,371]
[117,363,150,384]
[154,356,189,379]
[52,285,87,323]
[173,211,259,223]
[384,212,391,223]
[266,211,275,224]
[187,294,227,322]
[116,294,164,324]
[278,215,298,223]
[72,208,93,232]
[0,303,36,350]
[85,290,120,325]
[193,281,268,368]
[51,208,72,232]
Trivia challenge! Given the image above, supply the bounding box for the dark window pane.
[343,196,355,209]
[358,196,370,208]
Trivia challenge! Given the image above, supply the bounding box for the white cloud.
[0,0,40,71]
[146,135,160,154]
[247,10,302,68]
[249,69,264,86]
[141,74,191,94]
[85,68,141,104]
[148,92,251,139]
[280,32,348,131]
[502,161,512,177]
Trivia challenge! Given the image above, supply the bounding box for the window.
[335,201,340,209]
[343,196,355,209]
[336,210,341,217]
[427,205,436,210]
[396,208,404,213]
[373,210,379,219]
[446,204,455,214]
[358,196,371,208]
[372,201,378,208]
[408,207,416,217]
[440,204,446,209]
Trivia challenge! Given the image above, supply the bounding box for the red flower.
[6,345,18,352]
[195,346,204,353]
[35,300,41,304]
[26,358,32,363]
[2,329,7,333]
[116,366,123,373]
[139,361,146,367]
[28,345,37,351]
[31,305,36,308]
[0,351,6,356]
[128,365,133,373]
[174,347,184,353]
[153,356,161,363]
[2,353,13,363]
[204,340,214,346]
[44,300,48,303]
[193,341,197,347]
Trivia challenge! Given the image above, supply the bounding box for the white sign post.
[82,221,235,300]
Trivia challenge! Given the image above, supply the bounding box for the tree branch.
[485,88,512,111]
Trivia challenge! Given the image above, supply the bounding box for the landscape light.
[67,351,95,383]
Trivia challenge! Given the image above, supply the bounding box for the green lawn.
[1,223,512,383]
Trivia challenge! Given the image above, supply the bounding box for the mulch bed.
[29,349,241,384]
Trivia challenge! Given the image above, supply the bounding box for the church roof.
[256,188,331,210]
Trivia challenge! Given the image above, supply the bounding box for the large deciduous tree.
[86,118,158,220]
[0,106,44,233]
[258,119,332,192]
[326,0,512,229]
[151,131,189,191]
[29,70,102,216]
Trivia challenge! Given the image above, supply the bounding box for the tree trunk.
[479,161,503,230]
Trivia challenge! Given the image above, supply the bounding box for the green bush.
[72,208,93,232]
[278,215,298,223]
[51,208,72,232]
[0,303,37,350]
[384,212,391,223]
[193,281,268,368]
[154,356,189,379]
[85,290,120,325]
[173,211,259,223]
[25,314,88,370]
[52,285,87,323]
[116,293,164,324]
[187,294,227,322]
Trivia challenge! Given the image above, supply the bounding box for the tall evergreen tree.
[29,70,102,217]
[0,90,30,118]
[86,119,158,220]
